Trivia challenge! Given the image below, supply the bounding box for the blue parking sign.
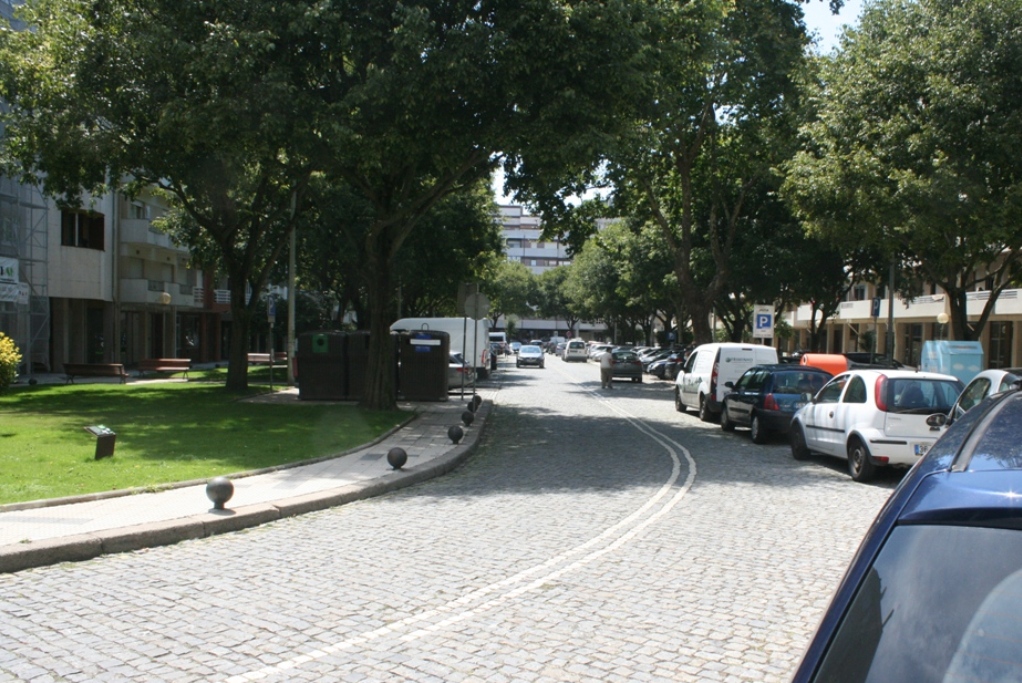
[753,305,774,338]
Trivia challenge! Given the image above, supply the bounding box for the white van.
[674,342,778,421]
[391,317,491,378]
[563,339,588,362]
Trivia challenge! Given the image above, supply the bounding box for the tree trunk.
[361,250,398,411]
[225,278,252,392]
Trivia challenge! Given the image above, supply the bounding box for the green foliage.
[482,260,537,327]
[0,332,22,392]
[783,0,1022,341]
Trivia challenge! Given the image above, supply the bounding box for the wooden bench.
[247,352,288,365]
[63,363,129,384]
[137,358,191,378]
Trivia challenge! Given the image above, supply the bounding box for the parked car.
[553,341,566,356]
[642,348,674,372]
[588,343,614,361]
[447,352,477,390]
[792,384,1022,683]
[720,364,833,443]
[649,352,685,380]
[609,349,643,383]
[675,343,779,422]
[790,369,964,482]
[516,344,545,369]
[948,367,1022,420]
[563,339,588,362]
[509,341,522,354]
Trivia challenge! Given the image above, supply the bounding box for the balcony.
[119,278,197,307]
[119,219,182,252]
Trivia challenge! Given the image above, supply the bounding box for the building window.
[989,322,1013,369]
[61,211,105,250]
[852,285,867,301]
[903,323,923,366]
[129,201,150,220]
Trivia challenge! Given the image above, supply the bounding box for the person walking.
[600,349,615,389]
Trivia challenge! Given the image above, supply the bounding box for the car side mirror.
[926,413,948,428]
[725,381,735,389]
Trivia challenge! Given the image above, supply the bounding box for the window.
[128,201,150,220]
[989,322,1013,369]
[812,525,1022,683]
[60,211,105,250]
[843,376,867,403]
[817,376,848,404]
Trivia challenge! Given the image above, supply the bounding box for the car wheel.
[698,396,715,423]
[720,405,735,432]
[790,424,810,461]
[750,414,770,444]
[848,437,877,482]
[674,389,686,413]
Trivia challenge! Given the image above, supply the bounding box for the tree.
[783,0,1022,341]
[482,260,536,330]
[534,266,581,338]
[0,0,317,391]
[303,0,654,409]
[603,0,810,344]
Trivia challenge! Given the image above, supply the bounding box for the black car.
[792,384,1022,683]
[720,364,832,443]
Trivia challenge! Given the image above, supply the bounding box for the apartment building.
[497,205,608,341]
[0,175,226,376]
[783,283,1022,369]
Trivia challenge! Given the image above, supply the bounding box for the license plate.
[914,443,930,456]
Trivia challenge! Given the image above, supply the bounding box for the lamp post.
[937,312,949,340]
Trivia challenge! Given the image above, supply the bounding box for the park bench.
[63,362,129,384]
[247,352,288,365]
[137,358,191,378]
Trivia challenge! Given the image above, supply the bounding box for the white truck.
[391,317,492,378]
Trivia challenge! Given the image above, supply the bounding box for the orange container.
[799,353,850,376]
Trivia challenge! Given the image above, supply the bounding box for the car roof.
[746,364,830,373]
[833,368,961,382]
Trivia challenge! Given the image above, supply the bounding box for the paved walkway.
[0,384,496,574]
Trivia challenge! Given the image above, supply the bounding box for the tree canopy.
[783,0,1022,341]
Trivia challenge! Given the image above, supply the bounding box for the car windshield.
[813,524,1022,683]
[521,345,541,354]
[449,352,465,364]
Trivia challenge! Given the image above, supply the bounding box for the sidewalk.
[0,384,496,574]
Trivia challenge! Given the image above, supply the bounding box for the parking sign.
[753,305,774,339]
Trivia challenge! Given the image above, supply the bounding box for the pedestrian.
[600,350,614,389]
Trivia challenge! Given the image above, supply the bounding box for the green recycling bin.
[297,331,347,400]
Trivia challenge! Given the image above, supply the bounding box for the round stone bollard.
[387,447,408,470]
[206,476,234,511]
[448,425,464,444]
[467,400,477,413]
[462,410,475,427]
[472,394,482,410]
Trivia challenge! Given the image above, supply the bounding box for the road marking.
[224,362,697,683]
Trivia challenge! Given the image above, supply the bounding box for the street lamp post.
[937,312,950,340]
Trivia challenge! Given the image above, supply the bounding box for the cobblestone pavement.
[0,356,900,682]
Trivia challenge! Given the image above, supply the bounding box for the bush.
[0,332,22,392]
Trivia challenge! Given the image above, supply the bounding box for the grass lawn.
[0,382,407,506]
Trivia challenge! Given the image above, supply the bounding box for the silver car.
[516,344,545,369]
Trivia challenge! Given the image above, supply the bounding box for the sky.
[803,0,865,54]
[493,0,867,204]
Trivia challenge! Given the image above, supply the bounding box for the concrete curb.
[0,401,492,574]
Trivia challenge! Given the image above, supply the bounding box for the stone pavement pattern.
[0,357,898,682]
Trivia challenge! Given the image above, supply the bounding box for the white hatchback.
[790,369,963,482]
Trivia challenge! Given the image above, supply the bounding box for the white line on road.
[224,363,697,683]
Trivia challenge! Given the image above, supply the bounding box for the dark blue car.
[719,364,832,443]
[792,385,1022,683]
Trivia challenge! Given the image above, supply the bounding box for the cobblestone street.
[0,357,899,682]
